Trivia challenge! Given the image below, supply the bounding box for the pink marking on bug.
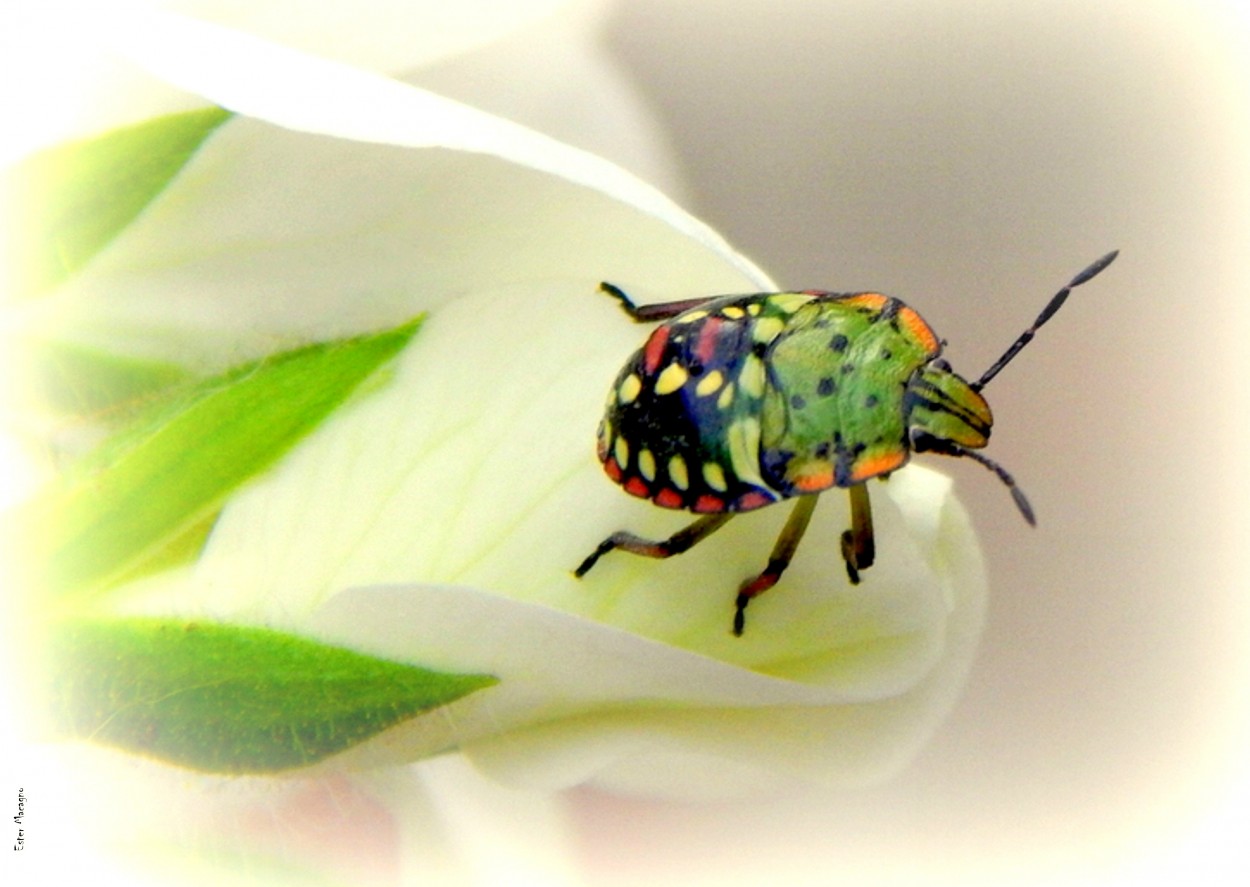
[734,490,774,511]
[694,316,726,367]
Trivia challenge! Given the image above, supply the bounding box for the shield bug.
[575,251,1118,635]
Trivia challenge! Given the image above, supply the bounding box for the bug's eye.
[911,430,936,452]
[930,358,952,372]
[910,429,956,455]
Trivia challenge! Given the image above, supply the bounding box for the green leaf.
[3,106,233,296]
[46,617,496,773]
[20,315,424,600]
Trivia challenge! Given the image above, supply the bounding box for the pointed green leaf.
[46,617,496,773]
[4,106,233,296]
[20,315,424,600]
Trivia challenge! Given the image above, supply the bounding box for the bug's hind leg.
[733,495,819,636]
[840,483,875,584]
[574,513,733,577]
[599,282,722,323]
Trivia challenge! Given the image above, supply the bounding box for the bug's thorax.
[756,294,942,492]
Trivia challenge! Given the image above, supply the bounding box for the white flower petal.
[95,4,763,277]
[16,7,989,798]
[183,279,987,795]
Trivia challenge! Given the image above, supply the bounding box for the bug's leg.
[574,513,733,577]
[599,282,722,323]
[733,494,820,636]
[839,483,875,584]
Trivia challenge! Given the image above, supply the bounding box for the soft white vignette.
[4,4,623,885]
[0,0,581,164]
[2,3,991,883]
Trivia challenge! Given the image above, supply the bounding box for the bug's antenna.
[972,250,1119,392]
[959,446,1036,525]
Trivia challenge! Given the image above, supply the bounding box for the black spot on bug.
[840,363,855,375]
[829,334,849,353]
[790,394,807,410]
[752,341,769,358]
[864,394,879,408]
[815,442,831,458]
[762,448,794,477]
[879,348,892,361]
[817,377,836,397]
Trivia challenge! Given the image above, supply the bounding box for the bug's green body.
[576,252,1119,635]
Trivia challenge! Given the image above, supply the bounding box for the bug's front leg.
[574,513,733,577]
[733,495,819,636]
[839,483,875,584]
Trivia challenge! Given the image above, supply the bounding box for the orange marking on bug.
[642,325,670,374]
[734,490,774,511]
[603,457,623,482]
[653,488,684,509]
[624,476,650,498]
[841,293,889,311]
[693,494,725,513]
[849,450,906,483]
[897,306,940,354]
[793,462,834,492]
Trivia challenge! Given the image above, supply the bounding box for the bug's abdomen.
[596,296,796,514]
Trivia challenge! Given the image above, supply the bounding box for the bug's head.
[907,364,1033,524]
[906,250,1119,526]
[905,360,991,452]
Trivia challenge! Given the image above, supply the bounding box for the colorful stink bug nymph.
[575,251,1118,635]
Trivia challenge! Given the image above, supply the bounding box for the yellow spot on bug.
[614,437,630,470]
[739,353,766,398]
[726,418,765,488]
[654,362,689,395]
[747,303,762,315]
[717,381,736,410]
[696,369,725,397]
[669,454,690,490]
[677,310,708,324]
[703,461,728,492]
[638,448,657,482]
[618,373,642,404]
[767,293,812,314]
[751,316,784,344]
[721,305,746,319]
